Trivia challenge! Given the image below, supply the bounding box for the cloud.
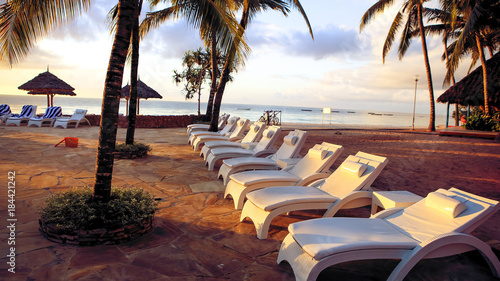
[246,23,366,61]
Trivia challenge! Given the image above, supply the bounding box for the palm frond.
[360,0,396,32]
[398,7,418,60]
[382,11,403,63]
[285,0,313,39]
[0,0,92,66]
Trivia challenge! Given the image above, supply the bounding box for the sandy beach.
[0,124,499,280]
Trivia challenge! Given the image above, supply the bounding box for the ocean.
[0,94,454,128]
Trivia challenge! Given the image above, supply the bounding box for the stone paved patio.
[0,125,499,280]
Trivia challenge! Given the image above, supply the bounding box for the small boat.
[301,109,312,111]
[383,114,393,116]
[237,108,251,110]
[347,111,355,113]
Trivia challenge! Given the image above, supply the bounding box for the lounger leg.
[388,233,500,281]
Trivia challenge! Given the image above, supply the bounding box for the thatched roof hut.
[437,53,500,108]
[121,79,162,115]
[18,71,76,107]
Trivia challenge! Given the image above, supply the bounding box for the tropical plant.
[173,47,232,116]
[108,0,145,145]
[424,7,463,125]
[40,186,158,230]
[361,0,437,131]
[208,0,314,131]
[443,0,500,116]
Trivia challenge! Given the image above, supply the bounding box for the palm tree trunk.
[126,0,143,145]
[206,36,218,121]
[476,35,489,116]
[209,6,250,131]
[93,0,136,202]
[417,4,435,132]
[443,40,458,126]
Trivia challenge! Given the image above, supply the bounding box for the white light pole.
[412,75,420,130]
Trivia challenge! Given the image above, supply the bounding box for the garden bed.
[39,217,154,246]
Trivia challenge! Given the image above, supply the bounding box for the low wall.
[85,115,202,128]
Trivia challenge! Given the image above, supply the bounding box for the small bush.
[115,142,152,158]
[465,114,500,132]
[39,187,158,231]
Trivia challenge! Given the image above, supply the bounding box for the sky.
[0,0,480,115]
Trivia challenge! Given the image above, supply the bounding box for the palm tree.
[361,0,437,131]
[444,0,500,116]
[140,0,249,125]
[424,7,463,125]
[208,0,314,132]
[108,0,144,145]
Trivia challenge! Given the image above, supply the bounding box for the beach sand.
[0,124,499,280]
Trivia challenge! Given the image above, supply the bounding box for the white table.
[371,191,423,215]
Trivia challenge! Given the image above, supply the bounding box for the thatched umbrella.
[437,52,500,108]
[18,70,76,107]
[121,79,162,115]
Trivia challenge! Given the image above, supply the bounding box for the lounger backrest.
[219,116,239,136]
[240,122,265,143]
[269,130,309,162]
[40,106,62,119]
[319,153,388,198]
[13,105,36,118]
[228,118,249,139]
[253,126,282,153]
[71,109,88,120]
[217,114,230,130]
[384,187,499,243]
[287,142,343,179]
[0,104,11,115]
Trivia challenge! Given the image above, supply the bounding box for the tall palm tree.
[93,0,137,202]
[208,0,314,131]
[140,0,249,124]
[361,0,437,131]
[424,7,462,125]
[444,0,500,116]
[108,0,144,145]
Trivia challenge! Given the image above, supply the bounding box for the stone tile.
[69,246,129,269]
[189,180,224,193]
[131,244,212,277]
[29,174,59,189]
[173,234,253,277]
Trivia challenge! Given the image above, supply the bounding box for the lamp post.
[412,74,420,130]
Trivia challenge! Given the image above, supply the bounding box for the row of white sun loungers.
[0,104,90,128]
[186,115,500,281]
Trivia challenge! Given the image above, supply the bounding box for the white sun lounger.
[5,105,37,126]
[0,104,12,125]
[188,116,239,144]
[53,109,91,129]
[224,142,344,210]
[218,129,309,186]
[240,152,388,239]
[192,118,250,151]
[205,126,282,171]
[200,121,266,159]
[277,187,500,281]
[27,106,62,127]
[187,113,229,135]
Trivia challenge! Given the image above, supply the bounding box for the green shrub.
[465,114,499,132]
[40,187,158,230]
[115,142,152,158]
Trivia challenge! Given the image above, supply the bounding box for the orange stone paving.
[0,125,498,280]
